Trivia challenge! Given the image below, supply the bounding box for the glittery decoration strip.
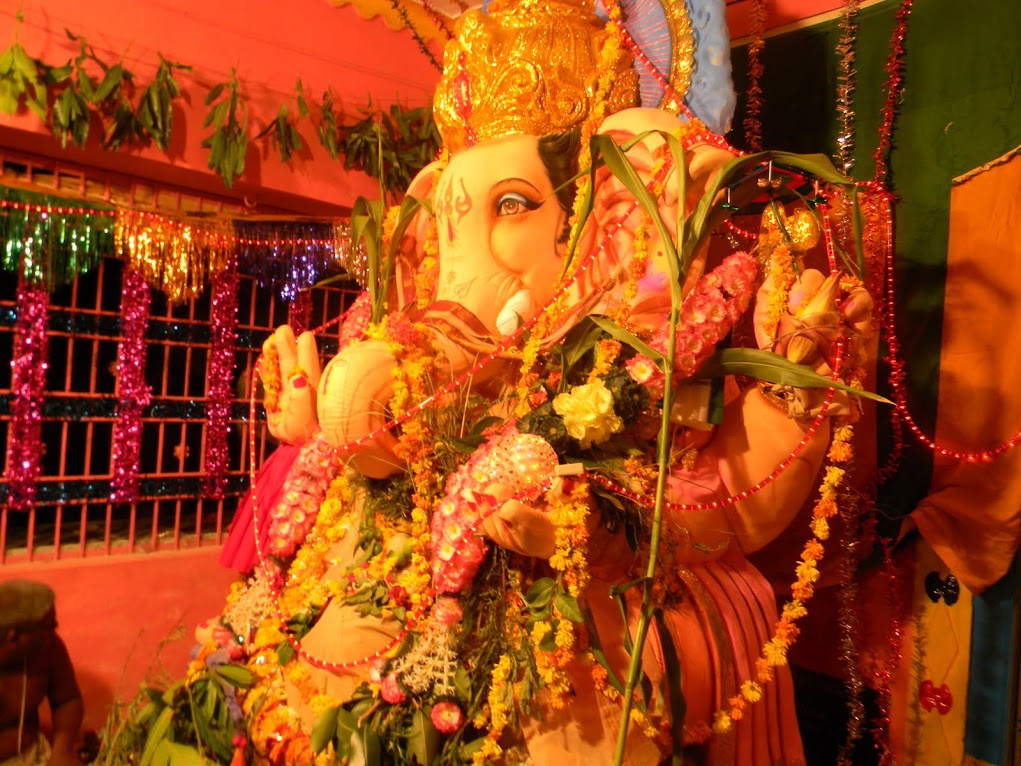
[203,255,240,499]
[287,289,312,336]
[110,267,153,504]
[5,273,49,512]
[872,0,914,187]
[234,220,359,301]
[742,0,768,152]
[115,212,232,304]
[833,0,861,175]
[0,186,115,290]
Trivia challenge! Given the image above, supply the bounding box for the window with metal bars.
[0,256,360,563]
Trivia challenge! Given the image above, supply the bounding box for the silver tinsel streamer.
[834,0,861,175]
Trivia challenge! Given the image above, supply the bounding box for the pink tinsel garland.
[110,267,152,504]
[204,257,240,499]
[6,275,49,513]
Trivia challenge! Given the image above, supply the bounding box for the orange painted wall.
[0,0,442,213]
[0,550,238,734]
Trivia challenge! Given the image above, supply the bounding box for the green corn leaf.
[588,316,665,365]
[696,348,892,403]
[592,133,681,278]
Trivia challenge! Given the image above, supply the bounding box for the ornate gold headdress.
[432,0,640,153]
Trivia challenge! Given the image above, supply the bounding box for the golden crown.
[432,0,640,153]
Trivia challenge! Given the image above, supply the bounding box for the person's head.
[0,580,58,662]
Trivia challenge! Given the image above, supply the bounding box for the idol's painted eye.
[496,191,541,216]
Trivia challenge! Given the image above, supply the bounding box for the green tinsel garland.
[0,185,116,289]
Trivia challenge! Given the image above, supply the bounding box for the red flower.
[381,673,408,704]
[430,700,465,734]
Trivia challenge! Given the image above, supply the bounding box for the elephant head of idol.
[310,0,643,477]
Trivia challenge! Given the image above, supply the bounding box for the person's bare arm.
[46,635,82,766]
[47,696,83,766]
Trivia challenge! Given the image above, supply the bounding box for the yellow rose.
[552,380,624,449]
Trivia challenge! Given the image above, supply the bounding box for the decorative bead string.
[724,219,757,241]
[870,188,1021,464]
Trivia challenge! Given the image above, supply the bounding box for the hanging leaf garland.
[341,101,441,203]
[135,54,191,151]
[202,68,249,188]
[255,78,307,164]
[0,13,47,120]
[316,87,343,161]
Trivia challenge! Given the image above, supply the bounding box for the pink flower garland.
[430,428,558,593]
[204,257,240,499]
[265,435,342,559]
[626,251,758,394]
[110,267,152,504]
[6,274,49,513]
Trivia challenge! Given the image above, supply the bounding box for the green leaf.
[310,705,340,753]
[276,640,295,666]
[361,724,383,766]
[408,708,441,765]
[139,706,174,766]
[696,348,892,403]
[524,577,555,610]
[93,63,123,102]
[204,82,224,105]
[588,316,665,365]
[554,591,584,623]
[683,150,853,266]
[164,742,206,766]
[213,664,255,688]
[335,707,359,755]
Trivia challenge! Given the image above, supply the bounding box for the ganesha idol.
[208,0,880,764]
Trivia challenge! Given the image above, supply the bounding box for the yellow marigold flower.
[827,439,854,463]
[792,581,815,601]
[741,680,764,703]
[810,516,830,540]
[763,638,788,667]
[824,466,846,488]
[712,710,734,734]
[554,621,575,650]
[781,601,808,621]
[795,560,820,584]
[531,620,552,645]
[813,497,838,519]
[775,620,800,643]
[472,737,503,766]
[801,539,825,563]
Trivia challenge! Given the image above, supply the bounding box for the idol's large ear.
[390,160,444,312]
[566,107,735,331]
